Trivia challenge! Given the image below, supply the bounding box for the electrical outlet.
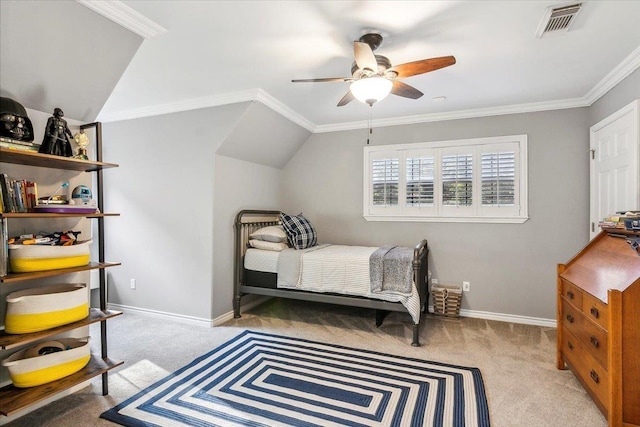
[130,279,136,290]
[463,281,470,292]
[432,278,438,285]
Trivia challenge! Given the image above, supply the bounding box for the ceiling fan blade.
[391,56,456,78]
[337,91,354,107]
[292,77,352,83]
[391,80,424,99]
[354,41,377,72]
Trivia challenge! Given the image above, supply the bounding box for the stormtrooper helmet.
[0,97,34,142]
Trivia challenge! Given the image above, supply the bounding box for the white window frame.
[363,135,529,223]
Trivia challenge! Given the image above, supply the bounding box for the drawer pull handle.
[590,307,599,318]
[567,290,575,299]
[568,341,574,350]
[590,370,599,384]
[566,314,575,323]
[590,336,599,348]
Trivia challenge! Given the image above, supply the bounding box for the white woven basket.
[4,283,89,334]
[1,337,91,388]
[9,240,91,273]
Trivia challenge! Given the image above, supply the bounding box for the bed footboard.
[411,238,429,346]
[233,210,429,346]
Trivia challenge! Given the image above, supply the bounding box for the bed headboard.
[234,210,281,293]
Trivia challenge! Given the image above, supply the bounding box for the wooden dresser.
[557,229,640,427]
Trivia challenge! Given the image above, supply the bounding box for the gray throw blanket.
[370,245,414,295]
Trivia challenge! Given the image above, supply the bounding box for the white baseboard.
[428,305,556,328]
[110,298,555,329]
[108,296,271,327]
[107,303,212,327]
[209,297,271,326]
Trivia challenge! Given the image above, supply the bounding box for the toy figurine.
[72,129,89,160]
[39,108,73,157]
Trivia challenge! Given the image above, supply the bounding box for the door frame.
[589,99,640,239]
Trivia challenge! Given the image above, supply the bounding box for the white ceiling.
[93,1,640,131]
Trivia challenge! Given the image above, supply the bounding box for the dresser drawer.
[562,299,583,336]
[561,328,583,363]
[561,329,610,411]
[579,317,608,367]
[561,279,583,308]
[582,292,609,331]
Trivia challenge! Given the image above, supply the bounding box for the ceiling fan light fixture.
[350,77,393,106]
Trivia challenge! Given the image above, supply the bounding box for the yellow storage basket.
[9,240,91,273]
[1,337,91,388]
[4,283,89,334]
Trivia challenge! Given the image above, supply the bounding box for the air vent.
[535,3,582,38]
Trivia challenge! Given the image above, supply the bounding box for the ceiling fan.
[292,33,456,107]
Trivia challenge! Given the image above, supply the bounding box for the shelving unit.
[0,122,122,418]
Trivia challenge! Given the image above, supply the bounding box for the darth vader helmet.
[0,97,34,142]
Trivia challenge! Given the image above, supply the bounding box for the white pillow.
[249,225,287,243]
[248,239,289,252]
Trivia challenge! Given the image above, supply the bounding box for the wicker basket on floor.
[432,284,462,318]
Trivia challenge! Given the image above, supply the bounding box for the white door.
[590,99,640,239]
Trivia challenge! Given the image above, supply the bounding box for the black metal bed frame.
[233,209,429,346]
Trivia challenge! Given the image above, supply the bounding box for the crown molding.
[98,88,316,132]
[253,90,316,132]
[97,90,259,122]
[584,45,640,105]
[313,97,589,133]
[76,0,167,39]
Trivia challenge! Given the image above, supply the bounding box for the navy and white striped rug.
[101,331,490,427]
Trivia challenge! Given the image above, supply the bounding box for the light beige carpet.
[4,298,607,427]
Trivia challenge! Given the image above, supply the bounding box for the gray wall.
[102,103,249,320]
[213,155,283,320]
[101,102,290,322]
[589,68,640,126]
[282,108,591,320]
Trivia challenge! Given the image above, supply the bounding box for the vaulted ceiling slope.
[0,0,142,122]
[217,102,312,169]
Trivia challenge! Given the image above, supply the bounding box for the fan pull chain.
[367,111,372,145]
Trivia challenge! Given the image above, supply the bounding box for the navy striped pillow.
[280,213,317,250]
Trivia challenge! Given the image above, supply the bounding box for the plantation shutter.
[371,157,399,207]
[481,151,515,206]
[442,152,473,207]
[406,154,435,207]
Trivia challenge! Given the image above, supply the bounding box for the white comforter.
[276,244,422,324]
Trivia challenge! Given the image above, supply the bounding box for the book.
[25,181,37,212]
[0,174,12,213]
[0,137,40,152]
[12,180,24,213]
[0,136,39,146]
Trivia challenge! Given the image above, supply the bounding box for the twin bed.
[233,209,430,346]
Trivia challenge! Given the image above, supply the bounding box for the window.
[363,135,528,223]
